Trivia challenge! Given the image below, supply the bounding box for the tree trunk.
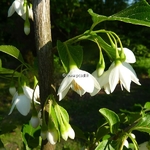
[32,0,55,149]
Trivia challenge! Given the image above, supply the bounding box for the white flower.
[47,129,58,145]
[8,0,33,20]
[57,68,100,100]
[9,86,40,116]
[93,48,140,94]
[99,62,140,93]
[30,116,40,128]
[8,92,31,116]
[22,86,40,104]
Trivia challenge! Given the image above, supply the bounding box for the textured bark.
[32,0,55,149]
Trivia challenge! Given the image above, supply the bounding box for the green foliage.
[95,140,115,150]
[22,124,41,150]
[57,40,83,72]
[88,0,150,30]
[0,45,25,64]
[99,108,120,134]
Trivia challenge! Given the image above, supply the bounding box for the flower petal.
[16,94,31,116]
[122,62,141,85]
[119,66,132,92]
[97,71,109,87]
[23,86,40,104]
[8,93,19,115]
[58,72,73,94]
[8,2,15,17]
[74,71,95,93]
[14,0,25,18]
[71,80,85,96]
[109,65,120,93]
[58,84,71,101]
[90,75,101,96]
[104,83,111,94]
[118,48,136,63]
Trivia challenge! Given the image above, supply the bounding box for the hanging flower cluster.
[40,97,75,145]
[92,48,140,94]
[57,32,141,101]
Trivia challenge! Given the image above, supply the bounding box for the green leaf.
[21,124,40,149]
[88,0,150,29]
[88,9,108,28]
[96,126,109,141]
[133,114,150,133]
[99,108,120,134]
[57,40,83,72]
[109,0,150,27]
[144,102,150,109]
[95,140,115,150]
[0,45,25,64]
[0,67,20,77]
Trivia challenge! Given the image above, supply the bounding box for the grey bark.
[32,0,55,149]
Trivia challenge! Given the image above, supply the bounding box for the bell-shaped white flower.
[8,92,31,116]
[58,68,100,100]
[9,85,40,116]
[99,62,140,93]
[8,0,33,20]
[93,48,140,94]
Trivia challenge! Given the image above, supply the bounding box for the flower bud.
[41,130,47,140]
[123,140,129,148]
[66,124,75,139]
[97,67,104,77]
[24,19,30,35]
[9,87,16,96]
[47,128,58,145]
[30,116,40,128]
[60,122,68,141]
